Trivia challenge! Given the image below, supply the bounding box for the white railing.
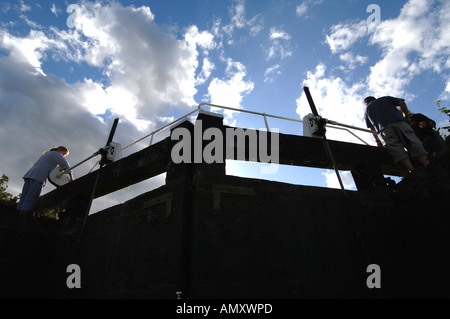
[121,102,373,152]
[76,103,374,174]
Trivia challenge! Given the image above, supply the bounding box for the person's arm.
[364,112,383,147]
[398,100,411,124]
[369,126,383,147]
[55,153,74,181]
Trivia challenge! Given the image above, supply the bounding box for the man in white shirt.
[17,146,73,212]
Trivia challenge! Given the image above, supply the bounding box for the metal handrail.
[78,102,374,175]
[198,102,373,145]
[121,108,200,151]
[198,102,302,131]
[121,102,373,151]
[51,101,376,183]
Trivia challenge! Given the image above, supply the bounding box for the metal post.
[302,86,381,298]
[263,113,270,131]
[303,87,346,192]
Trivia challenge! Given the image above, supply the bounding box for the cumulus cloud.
[5,1,209,136]
[339,52,368,70]
[207,58,254,124]
[296,63,369,144]
[324,0,450,98]
[1,29,54,74]
[325,20,368,54]
[367,0,450,96]
[195,57,215,85]
[0,55,118,196]
[69,2,202,117]
[439,81,450,102]
[295,65,366,190]
[299,0,450,189]
[0,1,221,204]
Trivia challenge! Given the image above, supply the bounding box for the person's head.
[364,96,376,106]
[45,146,69,157]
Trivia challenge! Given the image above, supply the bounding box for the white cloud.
[367,0,450,96]
[196,57,215,85]
[57,2,208,121]
[247,14,264,36]
[222,0,264,43]
[50,3,60,17]
[295,0,450,189]
[0,56,117,196]
[0,29,58,74]
[296,0,323,19]
[230,0,246,28]
[207,58,254,124]
[0,1,221,200]
[325,20,368,54]
[322,170,356,190]
[436,82,450,138]
[269,27,291,41]
[19,0,31,12]
[339,52,368,70]
[266,27,292,60]
[264,64,281,83]
[296,63,370,144]
[439,81,450,101]
[323,0,450,100]
[20,14,41,29]
[184,25,216,85]
[296,3,308,18]
[185,25,216,52]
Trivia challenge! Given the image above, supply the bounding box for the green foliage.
[435,100,450,134]
[0,174,19,205]
[0,173,62,219]
[36,207,64,220]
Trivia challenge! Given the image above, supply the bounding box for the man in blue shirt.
[364,96,429,173]
[17,146,73,213]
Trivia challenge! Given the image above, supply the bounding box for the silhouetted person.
[17,146,73,213]
[408,112,444,157]
[364,96,429,173]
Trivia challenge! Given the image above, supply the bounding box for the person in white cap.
[17,146,73,213]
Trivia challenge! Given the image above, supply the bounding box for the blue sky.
[1,0,449,213]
